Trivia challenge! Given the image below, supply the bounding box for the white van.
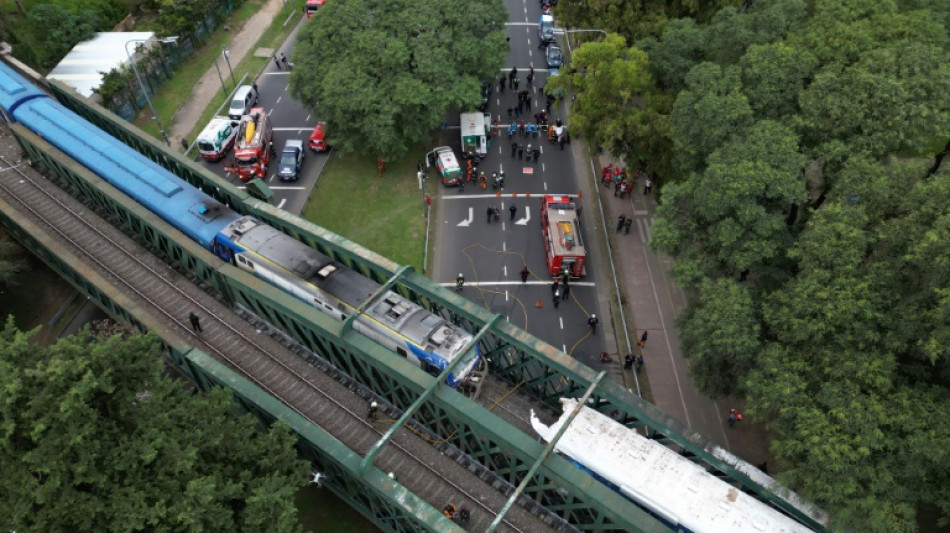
[228,84,259,120]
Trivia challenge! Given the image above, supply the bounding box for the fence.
[103,0,241,120]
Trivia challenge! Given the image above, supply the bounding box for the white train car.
[531,398,818,533]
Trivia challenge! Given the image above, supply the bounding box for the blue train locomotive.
[0,60,479,387]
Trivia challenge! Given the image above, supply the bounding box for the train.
[0,60,479,387]
[531,398,823,533]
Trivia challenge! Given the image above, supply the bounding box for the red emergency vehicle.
[305,0,325,18]
[540,195,586,278]
[223,107,274,182]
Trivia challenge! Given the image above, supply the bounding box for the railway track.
[0,148,564,533]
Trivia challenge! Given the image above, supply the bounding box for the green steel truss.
[34,81,827,532]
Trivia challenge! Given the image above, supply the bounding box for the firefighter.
[587,314,599,333]
[456,273,465,292]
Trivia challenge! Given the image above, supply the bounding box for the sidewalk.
[592,152,775,468]
[166,0,288,147]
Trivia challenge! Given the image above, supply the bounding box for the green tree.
[0,321,307,532]
[679,276,761,397]
[738,42,816,120]
[800,41,950,161]
[26,5,100,68]
[636,17,707,92]
[654,119,805,281]
[546,33,669,168]
[669,62,753,173]
[289,0,507,158]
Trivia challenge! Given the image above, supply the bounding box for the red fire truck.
[224,107,274,182]
[540,195,586,278]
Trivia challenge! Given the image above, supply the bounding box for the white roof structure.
[48,32,155,98]
[531,398,820,533]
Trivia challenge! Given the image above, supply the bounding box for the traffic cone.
[512,191,517,197]
[578,190,583,199]
[496,189,501,198]
[536,299,542,308]
[526,190,531,197]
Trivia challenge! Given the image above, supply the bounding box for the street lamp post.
[124,37,178,147]
[212,57,228,97]
[222,50,237,86]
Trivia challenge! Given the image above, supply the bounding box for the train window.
[396,347,407,358]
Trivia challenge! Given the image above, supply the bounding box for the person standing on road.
[511,141,518,158]
[188,312,202,332]
[644,178,653,195]
[636,354,644,373]
[616,214,626,233]
[624,353,634,370]
[551,279,559,294]
[509,66,517,83]
[367,401,379,420]
[639,329,648,347]
[272,56,282,70]
[509,204,517,220]
[500,75,506,92]
[532,146,541,162]
[527,66,535,86]
[587,314,599,333]
[553,290,560,308]
[456,273,465,292]
[520,265,530,283]
[517,144,524,160]
[561,281,570,299]
[487,206,495,224]
[624,217,633,234]
[280,52,289,68]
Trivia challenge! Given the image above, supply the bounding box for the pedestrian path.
[593,153,776,468]
[167,0,289,147]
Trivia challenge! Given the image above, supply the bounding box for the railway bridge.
[0,62,827,533]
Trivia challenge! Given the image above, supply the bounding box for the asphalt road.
[431,0,609,365]
[193,22,327,215]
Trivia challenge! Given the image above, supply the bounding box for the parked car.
[546,44,563,72]
[538,14,555,44]
[228,84,259,120]
[308,122,329,152]
[278,139,305,181]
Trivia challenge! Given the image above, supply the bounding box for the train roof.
[0,60,47,118]
[532,398,818,533]
[12,96,239,247]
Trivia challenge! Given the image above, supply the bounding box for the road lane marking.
[235,186,306,190]
[443,192,579,199]
[277,198,287,209]
[438,281,596,287]
[457,206,474,227]
[515,206,531,225]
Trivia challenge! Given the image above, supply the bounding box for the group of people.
[615,214,633,235]
[511,142,542,163]
[601,163,654,197]
[442,503,471,524]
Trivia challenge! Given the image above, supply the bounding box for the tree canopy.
[555,0,950,529]
[0,320,308,532]
[289,0,508,158]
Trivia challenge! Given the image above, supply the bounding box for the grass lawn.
[301,147,433,273]
[136,0,304,144]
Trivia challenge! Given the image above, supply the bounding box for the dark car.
[278,139,305,181]
[546,44,563,72]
